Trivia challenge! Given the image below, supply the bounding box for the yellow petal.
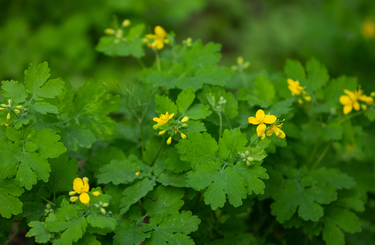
[145,34,156,39]
[73,178,84,194]
[343,104,352,114]
[82,177,90,192]
[248,116,260,125]
[255,109,265,121]
[154,26,166,38]
[344,89,356,100]
[263,114,277,124]
[353,101,360,111]
[339,95,351,105]
[79,193,90,204]
[256,124,267,137]
[168,113,175,119]
[154,39,164,50]
[153,117,162,122]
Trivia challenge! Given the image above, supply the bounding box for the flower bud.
[135,172,140,176]
[92,191,101,196]
[298,99,303,104]
[243,62,250,69]
[94,204,99,208]
[102,203,109,207]
[153,124,159,130]
[69,191,76,196]
[231,65,237,71]
[166,137,172,145]
[8,99,12,105]
[261,134,266,140]
[182,124,188,128]
[0,104,6,107]
[44,209,50,214]
[14,109,20,114]
[237,57,244,65]
[100,208,106,214]
[114,39,120,44]
[46,203,51,209]
[371,92,375,97]
[104,28,115,35]
[361,104,368,110]
[122,19,131,27]
[247,157,254,162]
[158,130,166,135]
[181,116,189,123]
[6,113,10,120]
[16,105,23,109]
[70,196,79,202]
[115,29,123,38]
[304,96,312,102]
[0,108,3,111]
[180,133,187,139]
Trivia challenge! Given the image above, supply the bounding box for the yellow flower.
[135,172,140,176]
[153,112,174,129]
[145,26,169,50]
[357,89,374,105]
[362,18,375,40]
[248,109,277,137]
[339,89,360,115]
[266,124,286,139]
[287,79,304,96]
[70,177,90,204]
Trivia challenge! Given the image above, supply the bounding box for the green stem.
[153,48,161,71]
[218,112,222,143]
[248,136,260,147]
[310,141,332,171]
[137,58,146,69]
[151,136,165,166]
[308,137,321,166]
[223,113,232,129]
[238,66,247,87]
[339,110,364,124]
[34,193,55,206]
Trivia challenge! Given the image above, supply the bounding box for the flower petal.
[145,34,157,39]
[343,104,352,115]
[168,113,175,119]
[276,129,286,138]
[82,177,90,192]
[255,109,265,121]
[256,124,267,137]
[339,95,351,105]
[353,101,360,111]
[248,116,260,125]
[79,193,90,204]
[264,114,277,124]
[153,117,162,122]
[155,26,166,38]
[344,89,356,100]
[73,178,83,194]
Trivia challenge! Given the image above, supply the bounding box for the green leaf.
[144,186,185,216]
[30,102,59,114]
[284,59,305,82]
[154,94,178,115]
[32,128,66,158]
[35,78,65,99]
[87,213,116,230]
[1,80,27,103]
[322,206,361,245]
[47,217,87,245]
[86,146,126,175]
[0,179,24,218]
[271,178,337,222]
[305,58,329,92]
[60,124,96,151]
[176,87,195,113]
[26,221,52,243]
[120,178,156,214]
[218,129,247,163]
[365,107,375,122]
[184,121,206,133]
[165,148,191,173]
[97,158,141,185]
[184,104,211,120]
[142,211,200,245]
[321,123,343,141]
[75,234,101,245]
[157,172,188,187]
[181,40,222,68]
[252,74,275,107]
[113,219,151,245]
[24,62,51,97]
[175,132,218,170]
[269,98,294,118]
[233,162,269,195]
[187,161,247,210]
[96,23,145,58]
[47,153,78,193]
[302,168,356,190]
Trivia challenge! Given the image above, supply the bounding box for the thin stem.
[152,48,161,71]
[310,141,332,172]
[339,110,364,124]
[150,136,165,166]
[223,112,232,129]
[218,112,222,143]
[248,136,260,147]
[137,58,146,69]
[238,66,247,87]
[34,193,55,206]
[307,137,321,166]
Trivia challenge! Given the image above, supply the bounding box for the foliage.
[1,15,375,245]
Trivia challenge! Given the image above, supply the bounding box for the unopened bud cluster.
[93,201,111,216]
[239,150,255,166]
[104,18,131,44]
[231,56,250,71]
[158,116,189,145]
[214,96,227,113]
[0,99,26,121]
[183,37,193,47]
[43,203,54,216]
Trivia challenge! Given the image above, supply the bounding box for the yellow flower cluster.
[144,26,169,50]
[104,19,131,44]
[153,112,188,145]
[69,177,100,205]
[339,89,373,114]
[287,79,311,103]
[248,109,285,139]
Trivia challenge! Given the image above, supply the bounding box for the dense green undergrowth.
[1,19,375,245]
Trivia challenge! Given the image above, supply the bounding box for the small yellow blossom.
[104,28,115,35]
[181,116,189,123]
[166,136,172,145]
[135,172,140,176]
[287,79,304,96]
[357,89,373,105]
[158,130,166,135]
[122,19,131,27]
[362,18,375,40]
[266,124,286,139]
[92,191,101,196]
[71,177,90,204]
[6,113,10,120]
[340,89,360,114]
[153,112,174,129]
[70,196,79,202]
[248,109,277,137]
[145,26,169,50]
[180,133,187,139]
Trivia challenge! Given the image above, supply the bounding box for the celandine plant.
[1,18,375,245]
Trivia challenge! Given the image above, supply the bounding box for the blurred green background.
[1,0,375,92]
